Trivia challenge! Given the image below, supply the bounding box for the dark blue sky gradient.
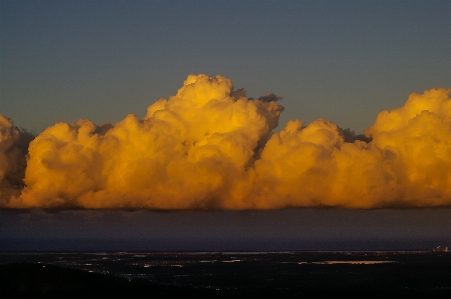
[2,1,450,133]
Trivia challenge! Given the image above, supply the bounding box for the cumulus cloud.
[365,88,451,206]
[1,75,450,209]
[7,74,282,209]
[250,88,451,208]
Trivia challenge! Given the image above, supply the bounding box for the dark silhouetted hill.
[0,263,225,298]
[1,262,451,298]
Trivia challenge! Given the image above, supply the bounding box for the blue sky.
[1,0,451,250]
[2,0,450,134]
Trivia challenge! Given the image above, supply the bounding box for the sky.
[1,0,451,250]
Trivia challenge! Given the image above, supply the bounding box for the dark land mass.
[1,251,451,298]
[0,263,223,299]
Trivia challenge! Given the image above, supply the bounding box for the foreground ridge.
[1,251,451,298]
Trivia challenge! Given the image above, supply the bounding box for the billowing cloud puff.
[1,75,450,209]
[8,74,282,209]
[364,88,451,206]
[251,88,451,208]
[251,119,344,208]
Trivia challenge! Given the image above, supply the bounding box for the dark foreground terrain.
[1,251,451,298]
[0,263,225,299]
